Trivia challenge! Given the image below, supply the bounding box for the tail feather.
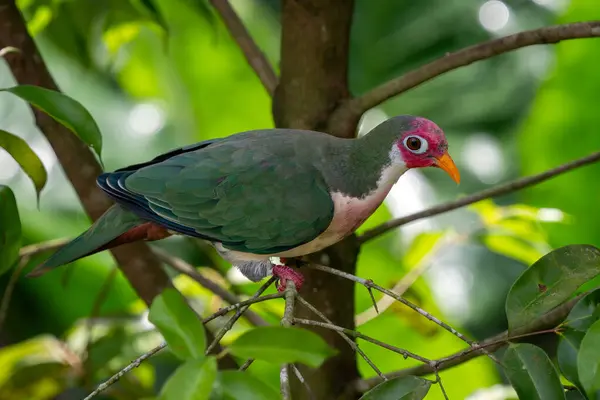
[29,205,145,277]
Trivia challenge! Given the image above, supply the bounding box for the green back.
[124,131,336,254]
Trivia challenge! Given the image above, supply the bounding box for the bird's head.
[387,115,460,184]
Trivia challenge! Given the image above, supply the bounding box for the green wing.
[122,141,334,254]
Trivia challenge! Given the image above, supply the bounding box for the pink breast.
[329,187,392,237]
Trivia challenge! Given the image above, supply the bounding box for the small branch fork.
[330,20,600,131]
[73,259,579,399]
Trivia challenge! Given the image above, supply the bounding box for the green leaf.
[148,288,206,360]
[565,389,587,400]
[577,319,600,397]
[2,85,103,160]
[159,357,216,400]
[505,245,600,332]
[211,371,279,400]
[228,326,337,368]
[557,288,600,390]
[0,130,47,203]
[562,288,600,332]
[503,343,565,400]
[359,376,432,400]
[557,329,586,389]
[0,185,21,276]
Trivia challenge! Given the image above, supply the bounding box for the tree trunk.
[273,1,360,398]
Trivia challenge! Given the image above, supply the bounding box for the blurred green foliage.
[1,0,599,398]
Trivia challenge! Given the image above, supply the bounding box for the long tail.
[29,204,170,277]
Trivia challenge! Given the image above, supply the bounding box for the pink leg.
[272,264,305,292]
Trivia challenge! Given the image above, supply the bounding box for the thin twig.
[296,296,387,380]
[152,247,269,327]
[19,238,69,257]
[435,370,450,400]
[205,277,276,354]
[82,343,166,400]
[359,150,600,243]
[209,0,278,96]
[340,21,600,118]
[19,240,269,327]
[292,364,315,400]
[0,256,30,334]
[280,280,297,400]
[239,358,255,371]
[203,291,283,325]
[307,263,497,363]
[356,233,459,325]
[354,295,582,393]
[294,317,430,365]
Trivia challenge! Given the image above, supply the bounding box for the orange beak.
[434,152,460,184]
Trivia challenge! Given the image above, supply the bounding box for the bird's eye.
[403,135,428,154]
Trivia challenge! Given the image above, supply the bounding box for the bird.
[31,115,460,292]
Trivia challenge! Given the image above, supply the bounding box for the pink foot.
[273,264,305,292]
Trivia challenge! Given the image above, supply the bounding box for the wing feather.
[98,137,334,254]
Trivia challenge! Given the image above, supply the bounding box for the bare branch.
[203,291,283,325]
[209,0,277,96]
[153,247,268,326]
[333,21,600,126]
[356,233,461,325]
[307,263,497,363]
[86,286,283,399]
[19,238,69,257]
[0,256,30,333]
[205,277,275,354]
[239,358,255,371]
[280,280,297,400]
[291,364,315,400]
[435,371,449,400]
[294,317,430,364]
[83,343,167,400]
[359,150,600,243]
[354,294,583,393]
[296,295,386,380]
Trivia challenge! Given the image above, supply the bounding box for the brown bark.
[273,1,360,398]
[0,0,172,306]
[1,0,240,369]
[274,0,355,138]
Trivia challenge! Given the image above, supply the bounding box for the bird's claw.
[272,264,305,292]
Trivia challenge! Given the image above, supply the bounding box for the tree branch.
[17,238,270,327]
[330,21,600,133]
[209,0,277,96]
[0,0,172,306]
[205,277,275,354]
[153,247,268,327]
[359,150,600,243]
[307,263,497,363]
[86,287,287,399]
[280,280,297,400]
[294,317,430,365]
[82,343,167,400]
[296,295,386,380]
[354,294,583,393]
